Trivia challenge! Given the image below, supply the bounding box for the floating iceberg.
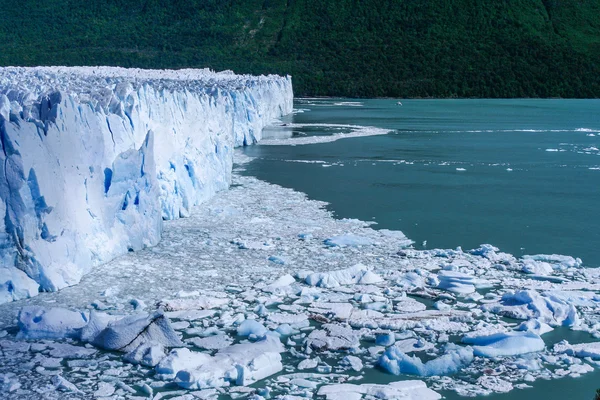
[437,270,491,294]
[17,306,87,340]
[0,67,292,304]
[379,344,473,377]
[90,311,183,352]
[173,336,285,389]
[462,331,545,357]
[554,341,600,360]
[483,290,580,327]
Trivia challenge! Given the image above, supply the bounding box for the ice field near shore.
[1,153,600,399]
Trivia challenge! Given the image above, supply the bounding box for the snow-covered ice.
[463,331,545,358]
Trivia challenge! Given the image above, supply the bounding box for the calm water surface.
[243,99,600,266]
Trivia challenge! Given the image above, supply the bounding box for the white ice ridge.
[0,67,293,303]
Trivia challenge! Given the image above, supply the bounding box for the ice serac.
[0,67,293,303]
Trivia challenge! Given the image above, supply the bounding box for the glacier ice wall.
[0,67,293,303]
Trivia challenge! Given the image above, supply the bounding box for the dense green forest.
[1,0,599,97]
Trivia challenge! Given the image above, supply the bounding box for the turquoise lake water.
[243,98,600,267]
[241,98,600,398]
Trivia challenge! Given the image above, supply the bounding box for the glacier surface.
[0,67,292,303]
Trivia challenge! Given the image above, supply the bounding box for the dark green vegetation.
[1,0,599,97]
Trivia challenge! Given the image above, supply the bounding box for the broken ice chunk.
[554,341,600,360]
[297,357,320,370]
[91,311,183,352]
[237,320,268,338]
[123,341,166,366]
[517,319,554,335]
[341,355,363,371]
[436,271,490,294]
[380,344,473,377]
[51,375,82,393]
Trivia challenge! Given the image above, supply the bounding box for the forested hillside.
[1,0,599,97]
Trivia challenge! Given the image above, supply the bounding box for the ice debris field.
[1,68,600,399]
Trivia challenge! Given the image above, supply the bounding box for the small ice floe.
[307,302,354,321]
[341,355,364,372]
[436,270,491,294]
[477,376,513,394]
[297,357,320,370]
[462,331,545,357]
[317,381,441,400]
[394,299,427,313]
[517,319,554,336]
[268,312,309,329]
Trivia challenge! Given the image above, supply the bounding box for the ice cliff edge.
[0,67,293,304]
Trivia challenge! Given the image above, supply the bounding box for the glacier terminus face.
[0,66,293,303]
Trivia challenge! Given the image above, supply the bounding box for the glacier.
[1,168,599,398]
[0,66,292,303]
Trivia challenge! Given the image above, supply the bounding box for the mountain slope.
[1,0,599,97]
